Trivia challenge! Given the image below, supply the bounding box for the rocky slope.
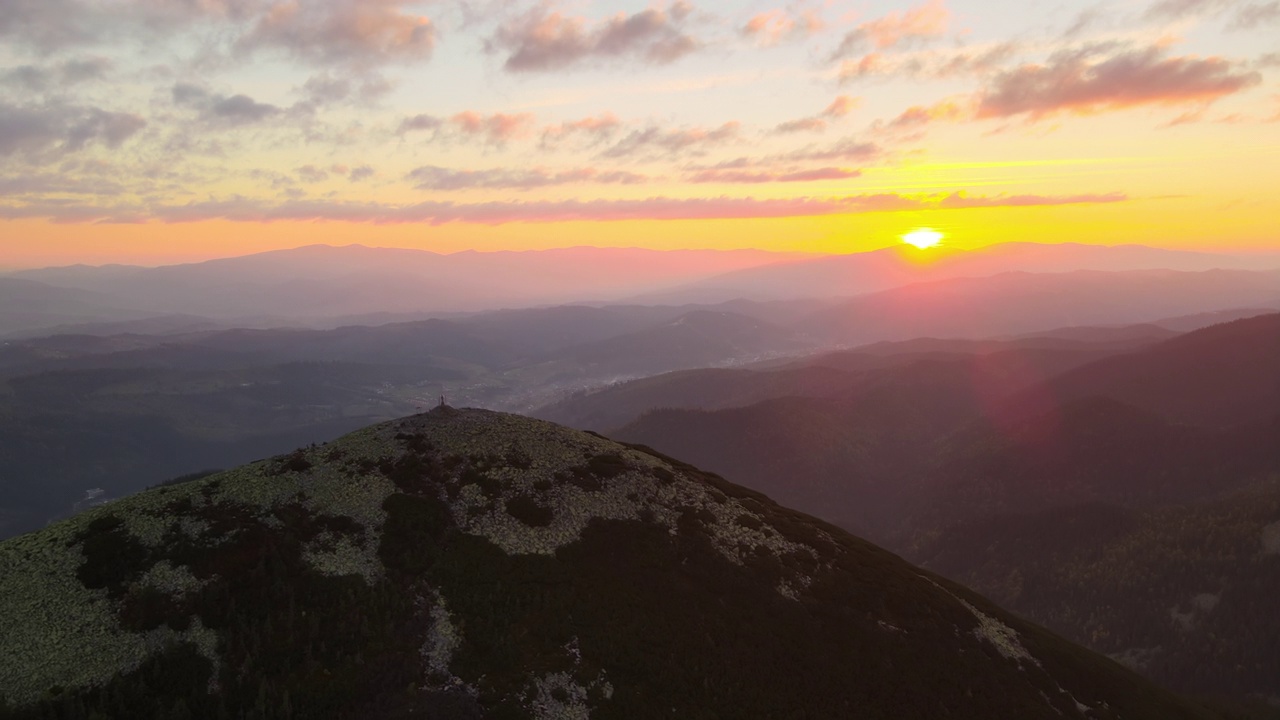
[0,408,1222,719]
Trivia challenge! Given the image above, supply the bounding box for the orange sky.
[1,0,1278,268]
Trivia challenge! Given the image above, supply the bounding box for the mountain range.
[7,242,1280,338]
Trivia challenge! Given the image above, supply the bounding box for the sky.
[1,0,1278,268]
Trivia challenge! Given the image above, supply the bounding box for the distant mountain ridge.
[7,242,1279,337]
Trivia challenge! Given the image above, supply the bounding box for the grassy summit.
[0,407,1222,719]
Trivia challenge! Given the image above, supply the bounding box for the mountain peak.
[0,410,1216,719]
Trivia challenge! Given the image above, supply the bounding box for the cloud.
[1,190,1129,225]
[887,99,968,129]
[688,167,861,183]
[773,95,862,134]
[172,84,282,126]
[0,102,146,159]
[1229,1,1280,28]
[1145,0,1236,20]
[406,165,646,190]
[838,42,1018,83]
[773,117,829,134]
[783,137,882,163]
[935,191,1127,208]
[398,113,443,134]
[741,7,824,46]
[296,164,329,183]
[299,71,394,107]
[976,46,1261,119]
[349,165,375,182]
[2,57,114,93]
[450,111,536,145]
[822,95,861,118]
[540,113,622,147]
[601,121,739,158]
[240,0,435,68]
[488,2,699,72]
[832,0,949,58]
[208,94,282,125]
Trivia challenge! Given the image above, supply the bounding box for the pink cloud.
[450,111,536,144]
[833,0,949,58]
[773,96,861,134]
[541,112,623,146]
[822,95,861,118]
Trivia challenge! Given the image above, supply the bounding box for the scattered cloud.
[398,113,443,134]
[296,164,329,183]
[450,111,536,145]
[602,121,739,159]
[783,137,883,163]
[1145,0,1236,20]
[208,94,281,125]
[541,113,623,147]
[0,102,146,159]
[773,95,862,134]
[838,42,1018,83]
[1,57,113,92]
[239,0,435,68]
[349,165,375,182]
[488,1,699,72]
[887,99,968,129]
[1229,1,1280,29]
[0,190,1129,225]
[406,165,646,190]
[741,7,824,46]
[773,117,829,134]
[832,0,949,58]
[688,167,861,183]
[172,84,282,127]
[976,46,1261,119]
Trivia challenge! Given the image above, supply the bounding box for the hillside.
[0,408,1219,719]
[1031,313,1280,427]
[915,477,1280,701]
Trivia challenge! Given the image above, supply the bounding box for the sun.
[902,228,944,249]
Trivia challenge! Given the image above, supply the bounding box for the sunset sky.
[1,0,1278,268]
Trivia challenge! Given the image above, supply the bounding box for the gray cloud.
[349,165,375,182]
[173,84,282,126]
[1230,1,1280,28]
[296,164,329,183]
[489,1,699,72]
[208,94,281,125]
[2,57,112,93]
[977,46,1261,119]
[1145,0,1235,19]
[0,101,146,159]
[398,113,442,134]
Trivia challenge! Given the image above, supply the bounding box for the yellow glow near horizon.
[902,229,944,249]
